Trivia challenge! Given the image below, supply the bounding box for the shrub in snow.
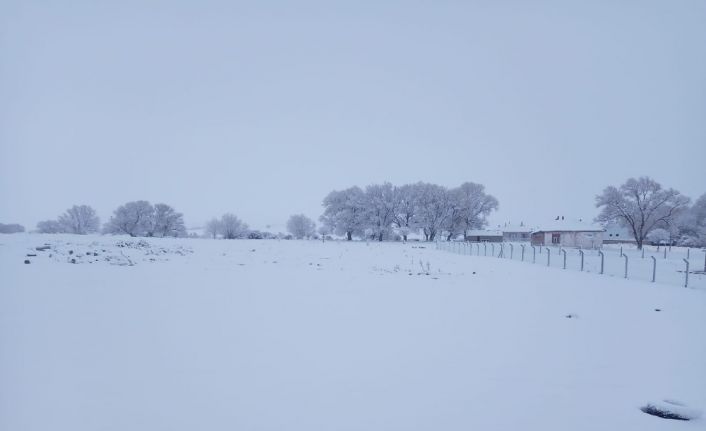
[287,214,316,239]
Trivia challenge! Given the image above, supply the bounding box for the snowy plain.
[1,234,705,431]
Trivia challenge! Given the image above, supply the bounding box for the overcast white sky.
[1,0,705,231]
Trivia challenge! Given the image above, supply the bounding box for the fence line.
[435,240,704,289]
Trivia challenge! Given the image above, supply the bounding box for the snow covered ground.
[1,234,705,430]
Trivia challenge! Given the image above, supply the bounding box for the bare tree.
[392,184,417,241]
[363,183,398,241]
[205,218,222,239]
[58,205,100,234]
[287,214,316,239]
[456,182,499,239]
[219,213,248,239]
[595,177,689,249]
[150,203,186,237]
[37,220,64,233]
[104,201,155,237]
[414,183,450,241]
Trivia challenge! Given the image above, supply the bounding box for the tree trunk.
[378,233,383,241]
[403,234,408,242]
[346,231,352,241]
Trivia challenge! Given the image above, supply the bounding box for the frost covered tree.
[363,183,398,241]
[646,228,671,245]
[595,177,690,249]
[320,186,366,240]
[57,205,100,234]
[104,201,155,237]
[36,219,64,233]
[392,183,417,241]
[219,213,248,239]
[676,193,706,246]
[287,214,316,239]
[150,203,186,237]
[414,183,450,241]
[455,182,499,239]
[0,223,25,233]
[205,217,222,239]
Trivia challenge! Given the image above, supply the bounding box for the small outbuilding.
[501,224,534,242]
[465,230,503,243]
[531,221,604,249]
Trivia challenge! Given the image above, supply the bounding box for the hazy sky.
[2,0,705,231]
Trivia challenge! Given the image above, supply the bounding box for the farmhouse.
[465,229,503,242]
[603,223,636,245]
[531,220,604,248]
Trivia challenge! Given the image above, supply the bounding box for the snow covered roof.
[500,225,534,233]
[465,229,503,237]
[532,220,605,233]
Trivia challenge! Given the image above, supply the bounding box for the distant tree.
[104,200,155,237]
[36,220,64,233]
[595,177,690,249]
[455,182,499,239]
[0,223,25,234]
[57,205,100,234]
[287,214,316,239]
[150,203,186,237]
[414,183,450,241]
[219,213,248,239]
[320,187,366,240]
[205,218,222,239]
[392,183,417,241]
[363,183,398,241]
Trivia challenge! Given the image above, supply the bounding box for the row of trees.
[320,182,499,241]
[595,177,706,248]
[0,223,25,234]
[37,201,186,238]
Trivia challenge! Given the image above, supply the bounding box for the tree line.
[320,182,499,241]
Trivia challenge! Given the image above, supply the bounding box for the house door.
[551,233,561,244]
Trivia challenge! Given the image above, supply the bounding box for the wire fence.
[436,240,706,289]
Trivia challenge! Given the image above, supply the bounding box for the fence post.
[620,246,623,257]
[521,244,525,262]
[650,256,656,283]
[687,248,690,259]
[509,243,514,259]
[491,243,495,257]
[476,243,480,255]
[598,250,604,274]
[561,249,567,269]
[664,248,667,259]
[683,258,689,287]
[703,249,706,273]
[532,246,536,263]
[484,243,487,256]
[623,254,628,279]
[498,243,503,258]
[579,250,584,271]
[641,248,645,259]
[546,248,551,266]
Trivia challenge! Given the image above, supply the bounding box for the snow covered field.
[1,234,705,430]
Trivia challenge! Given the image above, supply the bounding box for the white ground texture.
[1,234,705,431]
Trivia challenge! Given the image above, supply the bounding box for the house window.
[552,233,560,244]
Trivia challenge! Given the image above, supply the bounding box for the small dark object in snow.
[36,245,51,251]
[250,249,256,252]
[93,252,98,256]
[70,258,76,264]
[472,271,476,275]
[655,308,661,312]
[69,250,74,255]
[26,253,36,257]
[565,314,576,319]
[641,404,690,421]
[24,259,30,264]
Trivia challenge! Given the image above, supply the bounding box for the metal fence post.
[650,256,656,282]
[476,243,480,255]
[598,250,604,274]
[491,243,495,257]
[532,246,536,263]
[579,249,584,271]
[484,243,487,256]
[664,248,667,259]
[521,244,525,262]
[683,258,689,287]
[498,243,503,258]
[641,248,645,259]
[687,248,690,259]
[561,249,567,269]
[509,243,514,260]
[623,254,628,279]
[546,248,551,266]
[620,246,623,257]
